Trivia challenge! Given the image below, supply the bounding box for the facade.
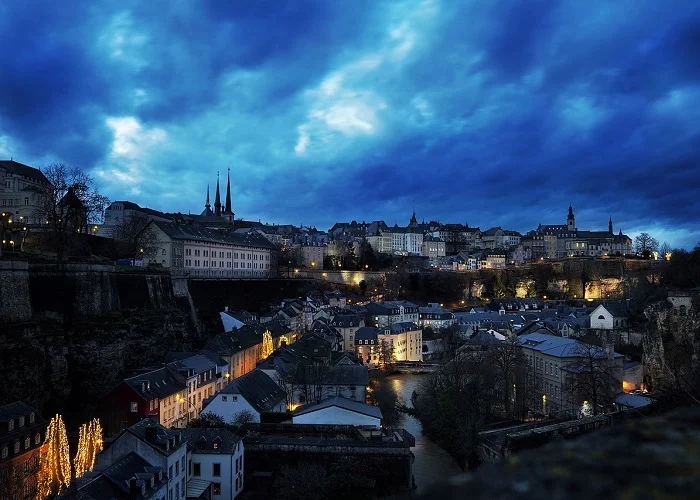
[99,367,187,436]
[167,355,218,423]
[589,304,630,330]
[94,418,188,500]
[484,252,507,269]
[420,236,446,260]
[525,205,632,259]
[292,396,382,427]
[516,333,624,417]
[181,428,245,499]
[418,304,456,329]
[202,370,286,423]
[0,160,51,227]
[148,222,273,278]
[329,313,363,350]
[381,322,423,362]
[0,402,46,500]
[366,300,419,328]
[99,200,173,238]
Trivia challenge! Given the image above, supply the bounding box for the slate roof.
[79,452,167,499]
[123,367,185,400]
[517,333,623,359]
[126,417,185,457]
[219,370,286,413]
[291,365,369,386]
[206,321,291,356]
[179,428,241,454]
[615,393,653,409]
[0,401,41,423]
[330,314,362,328]
[293,396,382,420]
[167,354,216,378]
[387,321,421,334]
[0,160,50,184]
[354,327,379,342]
[464,331,503,345]
[152,221,274,249]
[595,303,630,318]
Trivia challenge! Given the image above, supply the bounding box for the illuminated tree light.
[74,418,104,479]
[37,414,71,498]
[261,330,274,360]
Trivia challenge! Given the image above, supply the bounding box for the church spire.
[609,216,613,234]
[205,184,210,209]
[225,167,232,213]
[214,171,221,217]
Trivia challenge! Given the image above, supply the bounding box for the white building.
[0,160,51,226]
[99,200,173,238]
[93,418,189,500]
[292,396,382,427]
[590,304,630,330]
[418,303,456,329]
[181,428,245,499]
[148,221,274,278]
[379,322,423,362]
[366,301,419,328]
[202,370,286,423]
[329,313,364,351]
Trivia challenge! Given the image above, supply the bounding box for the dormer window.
[196,437,207,451]
[213,437,222,450]
[8,420,13,431]
[18,416,24,427]
[29,413,35,424]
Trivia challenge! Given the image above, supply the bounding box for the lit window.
[14,441,20,453]
[130,402,138,413]
[24,437,30,449]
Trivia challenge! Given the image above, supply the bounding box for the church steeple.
[224,168,232,214]
[214,171,221,217]
[609,216,613,234]
[205,184,211,209]
[567,204,576,231]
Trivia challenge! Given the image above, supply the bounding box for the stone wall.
[0,260,32,322]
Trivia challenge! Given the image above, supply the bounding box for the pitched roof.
[330,314,362,328]
[0,160,50,184]
[594,303,630,318]
[354,326,379,342]
[516,333,622,359]
[293,396,382,420]
[126,417,185,457]
[219,370,286,413]
[80,452,167,500]
[152,221,274,249]
[123,367,186,400]
[179,428,241,454]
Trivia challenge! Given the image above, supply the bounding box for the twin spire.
[203,169,233,216]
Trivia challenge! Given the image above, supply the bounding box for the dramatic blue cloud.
[1,0,699,248]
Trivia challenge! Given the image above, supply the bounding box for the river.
[379,373,467,494]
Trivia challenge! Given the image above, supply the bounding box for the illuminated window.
[213,483,222,495]
[14,441,20,453]
[24,437,29,449]
[130,402,138,413]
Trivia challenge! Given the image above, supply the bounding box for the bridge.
[391,362,441,374]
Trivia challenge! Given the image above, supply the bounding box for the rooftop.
[293,396,382,420]
[218,370,286,414]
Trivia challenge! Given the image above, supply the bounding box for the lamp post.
[176,395,198,426]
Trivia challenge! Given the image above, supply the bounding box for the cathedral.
[525,205,633,259]
[201,169,234,223]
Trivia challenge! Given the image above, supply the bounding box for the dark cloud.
[0,0,699,248]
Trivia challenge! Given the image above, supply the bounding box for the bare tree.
[565,342,620,416]
[634,232,659,255]
[659,241,672,259]
[490,338,528,418]
[377,339,395,371]
[113,211,159,265]
[36,163,109,265]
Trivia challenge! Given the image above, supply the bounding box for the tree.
[358,280,368,296]
[232,409,256,426]
[36,163,109,265]
[659,241,673,260]
[370,379,403,427]
[566,341,620,416]
[187,413,226,428]
[74,418,103,479]
[38,414,72,497]
[490,338,528,418]
[377,339,395,370]
[113,211,159,265]
[261,330,275,360]
[634,232,659,255]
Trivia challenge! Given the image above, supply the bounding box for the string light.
[74,418,103,478]
[37,414,71,497]
[261,330,274,359]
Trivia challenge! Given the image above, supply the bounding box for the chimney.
[129,477,138,500]
[225,306,229,312]
[145,425,158,443]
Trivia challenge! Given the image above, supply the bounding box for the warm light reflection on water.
[380,373,466,494]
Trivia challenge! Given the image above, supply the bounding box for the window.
[213,483,222,495]
[24,197,29,205]
[181,477,185,497]
[598,315,605,320]
[175,483,179,499]
[24,438,30,449]
[169,490,173,500]
[232,396,238,402]
[19,416,24,427]
[175,459,179,475]
[213,463,221,476]
[7,420,13,431]
[213,437,221,450]
[1,447,7,459]
[222,396,227,402]
[14,442,20,453]
[193,463,201,476]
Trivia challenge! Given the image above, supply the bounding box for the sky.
[1,0,699,249]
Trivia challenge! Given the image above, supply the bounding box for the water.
[380,373,467,494]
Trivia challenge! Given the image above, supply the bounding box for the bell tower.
[567,204,576,231]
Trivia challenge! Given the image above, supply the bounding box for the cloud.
[0,0,699,249]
